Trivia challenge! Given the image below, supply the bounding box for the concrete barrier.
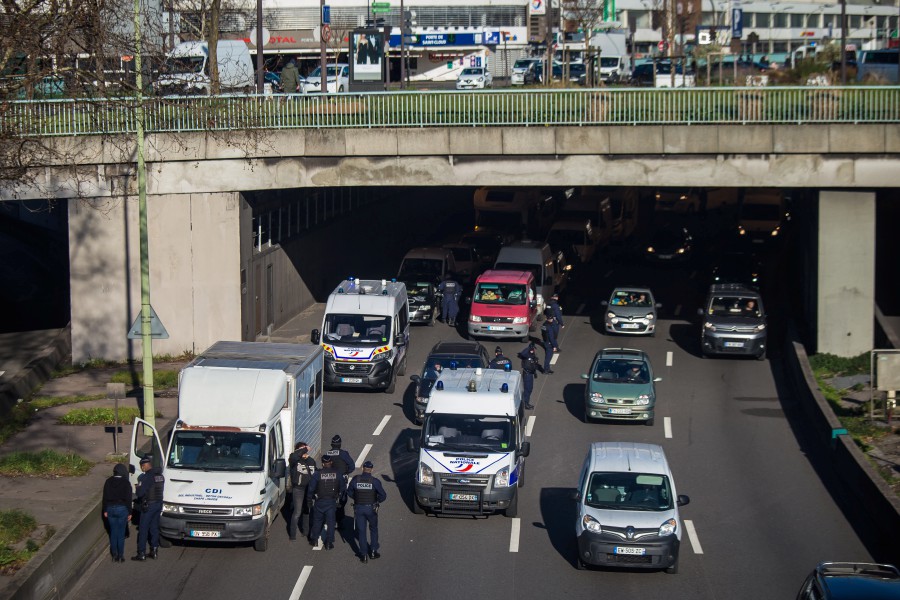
[0,327,70,418]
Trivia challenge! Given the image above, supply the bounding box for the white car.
[302,63,349,93]
[456,67,493,90]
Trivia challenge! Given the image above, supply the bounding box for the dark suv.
[409,341,490,423]
[698,284,767,360]
[796,562,900,600]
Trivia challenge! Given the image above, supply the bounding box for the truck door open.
[130,418,165,487]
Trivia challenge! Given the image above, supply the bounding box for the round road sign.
[322,24,332,43]
[658,40,668,53]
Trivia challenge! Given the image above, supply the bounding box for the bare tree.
[561,0,606,87]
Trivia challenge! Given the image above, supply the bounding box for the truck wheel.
[412,498,424,514]
[158,536,172,548]
[517,464,525,488]
[505,492,518,518]
[385,372,396,394]
[397,356,407,377]
[253,522,270,552]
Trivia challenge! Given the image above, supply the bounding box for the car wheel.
[665,556,679,574]
[517,464,525,488]
[756,350,766,361]
[253,522,270,552]
[646,416,655,426]
[520,335,530,343]
[397,356,407,377]
[505,492,518,518]
[385,372,396,394]
[338,85,344,93]
[412,498,424,514]
[576,557,587,570]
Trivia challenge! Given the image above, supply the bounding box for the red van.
[467,270,539,343]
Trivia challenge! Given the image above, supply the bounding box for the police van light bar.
[467,380,477,392]
[504,363,512,372]
[436,381,444,391]
[501,383,509,393]
[450,361,458,370]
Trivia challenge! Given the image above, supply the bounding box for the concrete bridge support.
[817,190,875,357]
[68,191,242,363]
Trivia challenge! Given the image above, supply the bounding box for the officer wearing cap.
[540,312,557,375]
[549,293,564,331]
[438,273,462,327]
[517,343,543,410]
[132,455,165,561]
[288,442,317,540]
[488,346,511,370]
[323,434,355,525]
[307,454,346,549]
[347,460,387,563]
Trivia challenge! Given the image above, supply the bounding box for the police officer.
[548,293,564,329]
[517,343,543,410]
[488,346,511,370]
[288,442,317,540]
[347,460,387,563]
[132,456,165,561]
[324,435,355,525]
[540,313,557,374]
[307,454,346,549]
[438,274,461,326]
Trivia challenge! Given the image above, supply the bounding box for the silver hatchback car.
[602,287,661,336]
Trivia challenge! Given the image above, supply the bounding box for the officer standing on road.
[540,312,557,374]
[549,292,564,340]
[347,460,387,563]
[132,456,165,561]
[488,346,512,370]
[288,442,317,541]
[307,454,346,550]
[324,435,355,525]
[517,343,543,410]
[438,273,461,326]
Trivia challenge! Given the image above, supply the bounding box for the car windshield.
[447,247,474,262]
[323,314,392,345]
[461,68,484,76]
[404,281,433,298]
[398,258,443,280]
[651,229,686,246]
[585,472,673,511]
[513,59,534,69]
[422,357,486,380]
[308,65,342,78]
[592,359,648,383]
[474,282,527,305]
[168,431,265,471]
[423,414,514,452]
[600,57,620,67]
[706,296,761,317]
[609,290,652,307]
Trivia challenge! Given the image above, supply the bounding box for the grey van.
[698,284,767,359]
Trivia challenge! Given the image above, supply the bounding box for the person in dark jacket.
[307,454,347,549]
[288,442,317,540]
[324,434,355,525]
[132,456,165,561]
[488,346,512,370]
[102,463,132,563]
[348,460,387,563]
[517,343,543,409]
[280,58,301,94]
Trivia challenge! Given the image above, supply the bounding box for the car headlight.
[756,324,766,332]
[512,316,528,324]
[636,394,651,405]
[607,312,616,319]
[495,466,510,487]
[646,313,655,320]
[770,228,780,237]
[704,322,716,331]
[234,504,263,517]
[646,246,655,253]
[658,517,677,536]
[470,315,482,322]
[372,349,393,362]
[419,462,434,486]
[676,247,685,254]
[590,392,605,404]
[582,514,603,534]
[420,305,432,311]
[415,395,429,406]
[738,227,746,236]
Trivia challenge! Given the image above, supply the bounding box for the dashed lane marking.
[664,417,672,439]
[666,351,673,367]
[674,304,682,317]
[604,269,614,278]
[550,353,560,365]
[289,565,313,599]
[509,518,521,552]
[576,303,586,315]
[525,416,536,437]
[684,520,704,554]
[373,415,391,436]
[356,443,373,468]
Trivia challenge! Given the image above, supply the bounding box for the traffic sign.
[658,40,668,52]
[321,24,332,43]
[322,5,330,24]
[372,2,390,7]
[372,7,391,13]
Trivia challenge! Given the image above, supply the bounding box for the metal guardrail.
[3,86,899,136]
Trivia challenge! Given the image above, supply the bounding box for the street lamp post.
[840,0,847,84]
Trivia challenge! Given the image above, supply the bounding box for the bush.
[808,352,870,378]
[109,369,179,390]
[0,450,93,477]
[58,407,160,426]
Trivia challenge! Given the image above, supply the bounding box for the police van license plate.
[614,546,645,555]
[487,326,506,331]
[724,341,745,348]
[449,492,478,501]
[191,530,221,538]
[341,377,363,383]
[608,408,632,415]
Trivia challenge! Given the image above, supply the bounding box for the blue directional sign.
[732,8,743,40]
[323,5,331,24]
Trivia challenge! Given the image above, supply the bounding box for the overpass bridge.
[1,87,897,362]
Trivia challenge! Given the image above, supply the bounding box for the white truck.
[408,366,530,517]
[154,40,254,95]
[590,31,630,84]
[129,341,324,551]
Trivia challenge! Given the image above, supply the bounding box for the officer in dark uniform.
[549,293,564,330]
[540,312,557,374]
[438,274,461,326]
[488,346,512,370]
[324,435,355,525]
[347,460,387,563]
[307,454,346,549]
[517,343,543,410]
[132,455,165,561]
[288,442,317,540]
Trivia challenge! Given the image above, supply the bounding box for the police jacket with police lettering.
[348,473,387,506]
[288,452,317,488]
[308,467,346,501]
[324,448,355,477]
[488,356,511,370]
[136,468,165,504]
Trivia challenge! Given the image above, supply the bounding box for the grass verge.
[0,450,93,477]
[58,407,162,426]
[0,509,54,574]
[109,369,179,390]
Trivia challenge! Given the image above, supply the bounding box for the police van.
[311,278,410,394]
[408,366,530,517]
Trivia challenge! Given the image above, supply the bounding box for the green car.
[581,348,661,426]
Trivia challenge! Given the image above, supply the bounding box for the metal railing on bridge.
[4,86,899,137]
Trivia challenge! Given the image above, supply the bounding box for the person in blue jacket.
[348,460,387,563]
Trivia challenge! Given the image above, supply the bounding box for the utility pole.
[320,0,328,95]
[256,0,264,93]
[401,0,406,88]
[840,0,847,84]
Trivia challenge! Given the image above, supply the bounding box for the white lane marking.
[373,415,391,436]
[664,417,672,439]
[684,520,704,554]
[550,353,560,365]
[674,304,682,317]
[356,443,373,468]
[311,538,322,551]
[666,351,673,367]
[525,416,536,437]
[576,303,586,315]
[0,371,5,377]
[690,270,698,280]
[288,565,313,599]
[509,518,521,552]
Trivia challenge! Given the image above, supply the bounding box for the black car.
[709,251,764,289]
[796,562,900,600]
[645,225,693,263]
[403,280,439,326]
[409,341,490,423]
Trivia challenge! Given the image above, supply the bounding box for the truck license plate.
[614,546,645,555]
[191,530,221,538]
[449,492,478,501]
[341,377,363,383]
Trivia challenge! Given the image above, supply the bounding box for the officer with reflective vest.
[324,434,355,525]
[307,454,346,550]
[488,346,512,370]
[132,455,165,561]
[347,460,387,563]
[287,441,317,540]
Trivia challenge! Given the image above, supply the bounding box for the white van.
[155,40,254,95]
[130,341,324,552]
[738,188,787,244]
[397,247,457,286]
[494,240,568,315]
[574,442,690,572]
[311,278,410,393]
[408,367,530,517]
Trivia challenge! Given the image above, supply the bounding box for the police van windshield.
[423,414,514,452]
[167,431,265,471]
[473,282,527,305]
[323,314,392,345]
[585,472,673,511]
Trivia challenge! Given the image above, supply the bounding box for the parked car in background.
[403,280,439,326]
[601,287,661,336]
[263,71,283,93]
[709,251,764,289]
[443,242,485,285]
[302,63,349,93]
[511,58,540,85]
[457,67,493,90]
[458,229,514,268]
[409,340,490,423]
[630,62,656,86]
[796,562,900,600]
[581,348,661,425]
